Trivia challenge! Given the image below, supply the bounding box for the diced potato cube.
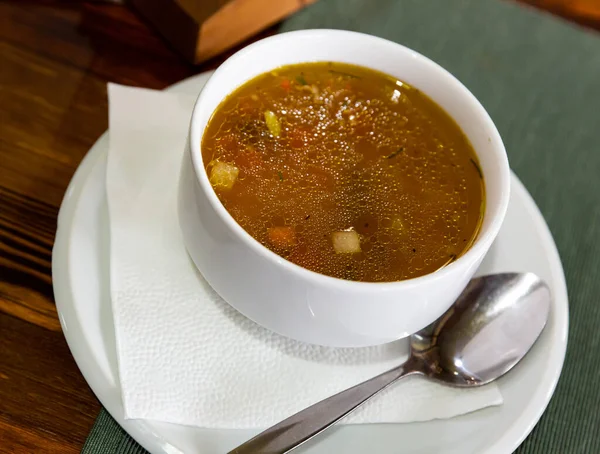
[268,226,297,249]
[209,162,239,190]
[332,230,361,254]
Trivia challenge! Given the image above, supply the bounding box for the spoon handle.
[228,359,419,454]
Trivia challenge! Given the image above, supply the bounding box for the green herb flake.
[278,171,284,181]
[328,69,361,79]
[387,147,404,159]
[264,110,281,137]
[296,74,307,85]
[470,158,483,178]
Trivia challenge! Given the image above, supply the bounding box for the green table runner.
[82,0,600,452]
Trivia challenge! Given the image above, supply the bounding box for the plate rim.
[52,73,568,454]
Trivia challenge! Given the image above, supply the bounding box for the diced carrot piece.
[332,230,361,253]
[209,162,239,190]
[280,79,291,91]
[268,226,297,249]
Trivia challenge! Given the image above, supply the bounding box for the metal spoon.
[230,272,550,454]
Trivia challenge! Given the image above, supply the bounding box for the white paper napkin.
[106,83,502,429]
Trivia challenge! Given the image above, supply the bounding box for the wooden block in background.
[129,0,318,64]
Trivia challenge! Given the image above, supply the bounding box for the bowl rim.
[188,28,511,290]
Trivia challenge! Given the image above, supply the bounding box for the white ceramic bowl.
[179,29,510,347]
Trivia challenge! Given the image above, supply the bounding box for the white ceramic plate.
[53,73,568,454]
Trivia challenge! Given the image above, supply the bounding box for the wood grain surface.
[0,1,597,452]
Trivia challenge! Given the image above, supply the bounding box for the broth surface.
[202,62,484,282]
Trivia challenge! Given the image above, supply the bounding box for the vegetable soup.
[201,62,484,282]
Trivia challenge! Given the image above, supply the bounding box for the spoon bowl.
[231,272,551,454]
[411,272,551,387]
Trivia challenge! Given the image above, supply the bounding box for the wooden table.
[1,1,598,452]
